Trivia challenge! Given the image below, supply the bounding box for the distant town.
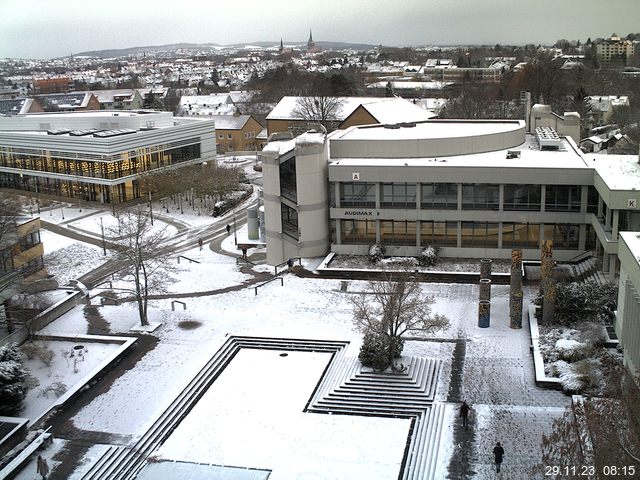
[0,30,639,480]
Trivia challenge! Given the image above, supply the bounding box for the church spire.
[307,29,315,51]
[308,29,313,42]
[279,38,283,52]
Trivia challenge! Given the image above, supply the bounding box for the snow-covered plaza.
[6,197,571,480]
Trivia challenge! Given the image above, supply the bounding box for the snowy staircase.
[80,336,348,480]
[80,336,444,480]
[307,355,445,480]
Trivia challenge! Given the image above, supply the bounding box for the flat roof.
[332,120,524,141]
[330,135,590,170]
[591,154,640,191]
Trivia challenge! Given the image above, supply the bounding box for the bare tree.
[291,96,345,133]
[350,269,448,368]
[0,195,25,332]
[539,370,640,478]
[107,207,174,326]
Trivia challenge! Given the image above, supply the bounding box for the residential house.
[266,96,437,136]
[212,114,264,152]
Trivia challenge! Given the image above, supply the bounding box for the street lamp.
[100,217,107,255]
[233,210,237,245]
[148,191,154,226]
[35,180,40,214]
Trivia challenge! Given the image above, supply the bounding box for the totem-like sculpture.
[478,258,492,327]
[478,300,491,328]
[540,240,555,324]
[509,249,523,329]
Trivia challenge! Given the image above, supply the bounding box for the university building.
[261,114,640,283]
[0,110,216,204]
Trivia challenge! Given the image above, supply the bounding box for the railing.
[177,255,200,264]
[274,257,302,275]
[254,277,283,295]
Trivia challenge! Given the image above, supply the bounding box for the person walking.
[459,400,470,430]
[493,441,505,473]
[36,455,49,479]
[226,224,231,235]
[198,238,203,251]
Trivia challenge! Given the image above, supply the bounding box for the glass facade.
[543,224,579,249]
[461,222,499,247]
[340,182,376,208]
[545,185,581,212]
[380,220,417,245]
[420,221,457,246]
[341,219,376,244]
[462,184,500,210]
[281,203,298,239]
[503,185,541,211]
[502,223,540,248]
[421,183,458,209]
[279,156,297,202]
[381,183,416,208]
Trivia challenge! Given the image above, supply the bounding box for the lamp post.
[148,191,154,226]
[35,180,40,214]
[100,217,107,255]
[60,204,65,220]
[233,210,237,245]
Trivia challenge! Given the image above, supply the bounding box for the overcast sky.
[1,0,638,59]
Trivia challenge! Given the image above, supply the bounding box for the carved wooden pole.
[509,249,523,329]
[479,278,491,302]
[541,240,555,324]
[478,300,491,328]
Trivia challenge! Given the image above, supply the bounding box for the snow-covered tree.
[350,269,448,370]
[0,343,28,415]
[291,95,344,132]
[108,207,174,326]
[535,281,618,325]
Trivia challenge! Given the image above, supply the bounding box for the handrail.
[274,257,302,275]
[254,277,283,295]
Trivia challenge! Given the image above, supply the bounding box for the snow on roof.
[620,232,640,265]
[356,100,437,124]
[266,96,433,122]
[592,154,640,191]
[72,89,137,104]
[334,120,523,141]
[329,134,589,170]
[210,115,251,130]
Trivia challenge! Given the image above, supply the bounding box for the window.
[340,219,376,244]
[587,186,598,213]
[381,183,416,208]
[503,185,541,211]
[227,134,232,140]
[420,220,457,246]
[218,134,223,139]
[19,231,41,250]
[461,222,499,247]
[279,156,297,202]
[380,220,417,245]
[340,182,376,208]
[421,183,458,209]
[543,224,579,249]
[545,185,581,212]
[281,203,298,239]
[502,223,540,248]
[462,184,499,210]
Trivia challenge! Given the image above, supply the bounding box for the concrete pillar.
[480,258,492,280]
[608,256,617,282]
[509,249,523,329]
[541,240,555,324]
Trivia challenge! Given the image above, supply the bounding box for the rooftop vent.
[535,127,562,150]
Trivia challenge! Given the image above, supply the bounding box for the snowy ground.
[7,195,572,479]
[19,339,121,423]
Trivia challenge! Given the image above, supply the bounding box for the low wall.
[528,304,562,390]
[1,289,85,347]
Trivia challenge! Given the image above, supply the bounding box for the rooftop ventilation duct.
[535,126,561,150]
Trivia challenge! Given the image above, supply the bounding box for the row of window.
[337,182,597,213]
[339,220,590,250]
